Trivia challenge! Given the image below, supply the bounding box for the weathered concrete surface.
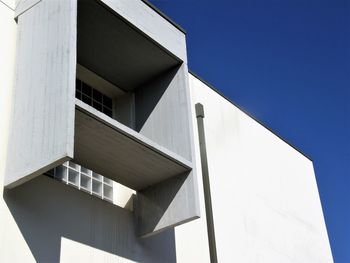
[101,0,187,61]
[135,63,200,237]
[74,99,192,190]
[136,64,192,161]
[14,0,41,18]
[5,0,77,188]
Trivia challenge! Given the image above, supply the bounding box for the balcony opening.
[76,0,183,131]
[75,64,137,129]
[72,0,192,192]
[77,0,181,91]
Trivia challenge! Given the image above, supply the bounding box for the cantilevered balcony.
[7,0,199,237]
[74,0,193,190]
[74,99,192,190]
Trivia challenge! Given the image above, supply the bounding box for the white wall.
[1,175,177,262]
[175,74,333,263]
[0,0,29,260]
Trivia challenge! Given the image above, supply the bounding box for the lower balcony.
[74,99,192,191]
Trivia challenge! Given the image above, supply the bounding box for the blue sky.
[149,0,350,262]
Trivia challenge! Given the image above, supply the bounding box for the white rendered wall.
[0,1,31,261]
[175,74,333,263]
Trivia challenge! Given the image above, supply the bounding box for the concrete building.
[0,0,333,262]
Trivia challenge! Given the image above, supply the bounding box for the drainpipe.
[195,103,218,263]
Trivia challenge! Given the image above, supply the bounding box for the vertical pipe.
[195,103,218,263]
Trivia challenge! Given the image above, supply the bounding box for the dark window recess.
[93,89,103,103]
[82,94,92,105]
[93,101,103,111]
[76,78,113,118]
[103,95,113,109]
[76,79,82,91]
[82,82,92,96]
[103,107,112,117]
[76,90,82,100]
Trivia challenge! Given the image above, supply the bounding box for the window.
[46,161,113,203]
[76,78,113,117]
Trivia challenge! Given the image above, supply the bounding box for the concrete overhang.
[74,99,192,190]
[99,0,187,61]
[77,0,182,91]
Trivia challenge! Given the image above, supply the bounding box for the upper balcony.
[73,0,193,190]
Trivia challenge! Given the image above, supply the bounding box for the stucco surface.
[174,74,333,263]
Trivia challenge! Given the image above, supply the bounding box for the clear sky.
[149,0,350,262]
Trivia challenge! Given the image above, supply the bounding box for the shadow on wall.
[136,172,189,236]
[135,65,180,131]
[3,176,177,262]
[134,63,193,161]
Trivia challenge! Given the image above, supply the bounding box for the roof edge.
[189,70,313,162]
[141,0,186,34]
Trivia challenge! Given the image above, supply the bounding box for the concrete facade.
[0,0,332,262]
[5,0,200,237]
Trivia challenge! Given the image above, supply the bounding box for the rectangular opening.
[46,161,127,205]
[73,0,192,192]
[76,0,184,131]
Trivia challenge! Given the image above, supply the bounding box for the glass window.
[45,161,113,203]
[76,78,113,118]
[68,168,79,186]
[103,184,113,201]
[81,173,91,192]
[92,179,103,196]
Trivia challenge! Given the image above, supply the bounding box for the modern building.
[0,0,333,262]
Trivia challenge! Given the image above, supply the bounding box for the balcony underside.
[74,100,192,190]
[77,0,181,91]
